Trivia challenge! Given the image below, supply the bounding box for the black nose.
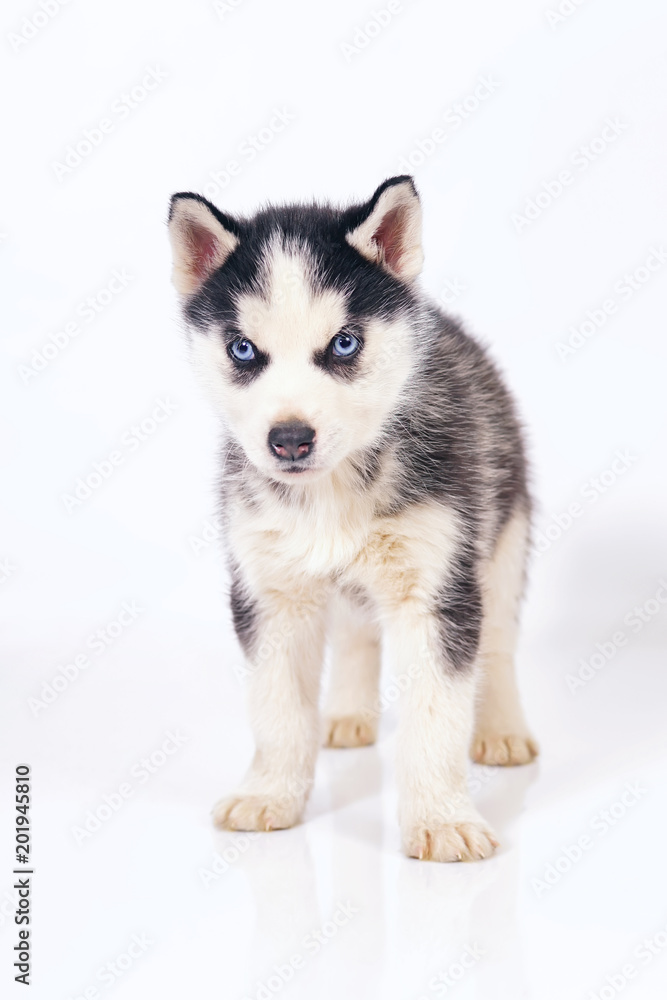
[268,422,316,462]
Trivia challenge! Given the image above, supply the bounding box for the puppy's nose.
[268,422,316,462]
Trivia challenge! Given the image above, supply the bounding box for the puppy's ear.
[345,176,423,280]
[168,193,239,295]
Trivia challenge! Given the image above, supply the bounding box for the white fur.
[213,581,327,832]
[346,180,424,279]
[216,495,536,858]
[323,590,381,748]
[220,494,503,858]
[169,198,238,295]
[472,508,539,765]
[170,194,537,862]
[189,245,416,486]
[393,623,497,862]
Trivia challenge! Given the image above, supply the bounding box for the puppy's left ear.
[345,176,423,280]
[168,193,239,295]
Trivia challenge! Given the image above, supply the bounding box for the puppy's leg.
[323,590,381,748]
[213,580,326,832]
[471,507,539,766]
[392,560,498,862]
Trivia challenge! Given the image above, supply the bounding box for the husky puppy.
[168,177,538,862]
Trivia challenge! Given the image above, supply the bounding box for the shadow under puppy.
[168,176,538,862]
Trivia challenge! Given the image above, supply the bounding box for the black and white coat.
[168,176,537,862]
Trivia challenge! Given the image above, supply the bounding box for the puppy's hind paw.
[471,733,539,766]
[323,713,377,748]
[212,792,302,832]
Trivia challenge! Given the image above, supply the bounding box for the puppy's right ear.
[168,193,239,296]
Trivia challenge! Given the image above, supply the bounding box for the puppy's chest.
[231,487,374,585]
[229,485,459,604]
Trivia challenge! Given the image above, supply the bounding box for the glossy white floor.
[2,0,667,996]
[2,493,667,1000]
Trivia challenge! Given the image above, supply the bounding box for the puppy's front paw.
[403,819,499,862]
[471,733,539,766]
[212,792,303,832]
[323,713,377,748]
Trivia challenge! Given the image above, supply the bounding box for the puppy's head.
[168,177,424,484]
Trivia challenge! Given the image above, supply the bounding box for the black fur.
[433,549,484,671]
[169,189,418,337]
[312,325,365,380]
[382,305,530,534]
[229,563,259,654]
[224,329,270,386]
[172,179,531,676]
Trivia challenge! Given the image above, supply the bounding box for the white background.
[2,0,667,997]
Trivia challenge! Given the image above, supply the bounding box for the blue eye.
[331,332,360,358]
[229,338,256,363]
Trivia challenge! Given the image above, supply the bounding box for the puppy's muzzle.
[268,422,316,463]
